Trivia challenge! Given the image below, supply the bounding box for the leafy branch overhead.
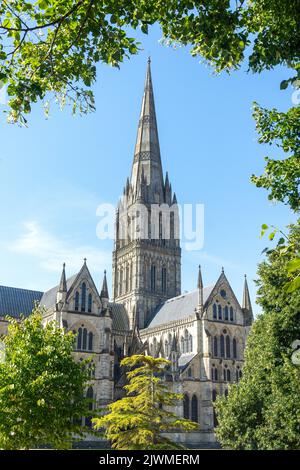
[260,223,300,294]
[0,0,299,126]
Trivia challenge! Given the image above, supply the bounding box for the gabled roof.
[146,286,214,329]
[0,285,43,318]
[39,274,77,310]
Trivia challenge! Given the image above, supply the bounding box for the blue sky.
[0,25,296,315]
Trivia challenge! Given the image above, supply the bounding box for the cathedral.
[0,59,253,448]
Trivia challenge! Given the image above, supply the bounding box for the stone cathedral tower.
[112,58,181,329]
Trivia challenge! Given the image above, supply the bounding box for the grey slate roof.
[146,286,214,329]
[178,352,197,370]
[0,285,43,318]
[109,302,130,332]
[39,274,77,309]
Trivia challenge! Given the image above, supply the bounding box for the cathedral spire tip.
[58,262,67,293]
[100,269,109,300]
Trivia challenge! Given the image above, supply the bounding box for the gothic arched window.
[213,336,218,357]
[88,293,92,313]
[230,306,234,321]
[130,262,133,291]
[226,335,231,358]
[223,368,227,381]
[88,332,93,351]
[213,304,217,319]
[85,386,94,428]
[153,337,157,355]
[218,304,222,320]
[150,265,156,292]
[162,267,167,294]
[159,211,162,240]
[81,283,86,312]
[126,265,129,293]
[165,340,169,358]
[233,338,237,359]
[183,394,190,419]
[227,369,231,382]
[77,327,82,350]
[170,212,174,240]
[191,395,198,423]
[220,335,225,357]
[82,328,87,350]
[184,329,189,353]
[75,291,79,311]
[119,269,123,296]
[189,334,193,352]
[224,306,229,321]
[180,336,184,353]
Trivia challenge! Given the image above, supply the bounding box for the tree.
[215,222,300,450]
[92,354,197,450]
[0,1,298,121]
[1,1,299,214]
[0,307,94,449]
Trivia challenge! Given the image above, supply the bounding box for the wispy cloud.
[10,221,111,274]
[188,250,240,271]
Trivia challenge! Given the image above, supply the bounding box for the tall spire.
[130,58,164,201]
[242,275,252,314]
[100,270,109,300]
[197,265,203,311]
[58,263,67,293]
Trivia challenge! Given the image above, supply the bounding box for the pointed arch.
[183,394,190,419]
[233,338,237,359]
[150,264,156,292]
[75,291,79,311]
[191,395,198,423]
[226,335,231,358]
[77,327,82,350]
[88,332,93,351]
[224,305,229,321]
[162,266,167,294]
[88,293,92,313]
[218,304,222,320]
[213,304,217,319]
[220,335,225,357]
[85,386,94,428]
[82,328,87,350]
[81,283,86,312]
[213,336,218,357]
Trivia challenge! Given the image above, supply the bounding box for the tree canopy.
[0,308,93,449]
[93,354,197,450]
[0,1,299,123]
[215,222,300,450]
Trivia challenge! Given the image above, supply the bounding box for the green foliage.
[0,307,94,449]
[0,1,299,125]
[215,222,300,450]
[251,104,300,212]
[93,354,197,450]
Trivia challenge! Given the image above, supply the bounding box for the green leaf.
[286,257,300,274]
[269,230,277,241]
[280,80,289,90]
[38,0,49,9]
[285,275,300,293]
